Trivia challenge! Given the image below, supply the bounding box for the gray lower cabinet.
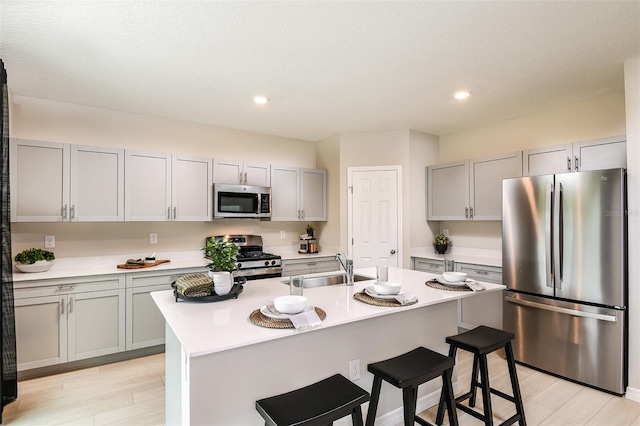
[282,256,339,276]
[125,267,207,350]
[411,257,504,330]
[14,275,126,371]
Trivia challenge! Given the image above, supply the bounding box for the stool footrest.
[491,387,516,403]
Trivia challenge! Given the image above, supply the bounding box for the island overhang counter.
[152,266,505,425]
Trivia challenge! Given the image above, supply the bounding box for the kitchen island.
[151,267,504,425]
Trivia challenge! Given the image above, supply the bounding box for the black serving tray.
[172,277,246,303]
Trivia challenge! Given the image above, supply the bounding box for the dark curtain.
[0,59,17,423]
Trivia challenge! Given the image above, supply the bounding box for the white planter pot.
[209,271,233,295]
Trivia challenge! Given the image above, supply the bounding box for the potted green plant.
[306,224,315,238]
[202,239,239,294]
[433,233,450,254]
[14,248,56,273]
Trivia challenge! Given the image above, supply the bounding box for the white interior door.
[349,167,401,269]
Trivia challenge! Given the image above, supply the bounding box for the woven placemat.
[426,279,471,292]
[249,307,327,329]
[353,291,417,307]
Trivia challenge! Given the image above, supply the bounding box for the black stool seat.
[437,326,526,426]
[366,347,458,426]
[255,374,370,426]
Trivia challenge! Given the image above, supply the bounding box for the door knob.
[390,249,396,255]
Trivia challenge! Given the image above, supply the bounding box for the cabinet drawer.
[413,258,444,273]
[14,276,122,299]
[282,258,338,276]
[456,263,502,284]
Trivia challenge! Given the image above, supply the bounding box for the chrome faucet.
[335,253,354,286]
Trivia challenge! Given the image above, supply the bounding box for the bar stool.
[365,347,458,426]
[255,373,370,425]
[436,325,526,426]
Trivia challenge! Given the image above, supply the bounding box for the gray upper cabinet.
[523,135,626,176]
[11,139,125,222]
[427,151,522,221]
[271,166,327,221]
[214,159,271,187]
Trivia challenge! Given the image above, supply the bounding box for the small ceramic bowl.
[442,272,468,283]
[145,257,156,264]
[274,295,308,314]
[373,282,402,295]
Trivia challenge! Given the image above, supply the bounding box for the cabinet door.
[271,165,300,221]
[214,159,243,184]
[300,169,327,221]
[426,161,468,220]
[576,135,626,172]
[173,155,212,221]
[470,152,522,220]
[523,144,573,176]
[245,162,271,187]
[71,145,125,222]
[15,295,66,371]
[125,150,172,221]
[456,263,504,330]
[11,139,70,222]
[67,288,125,361]
[126,284,167,350]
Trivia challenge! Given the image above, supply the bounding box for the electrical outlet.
[349,359,361,381]
[150,233,158,244]
[44,235,55,248]
[443,229,449,237]
[280,230,286,239]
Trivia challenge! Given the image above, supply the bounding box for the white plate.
[364,286,407,300]
[435,277,475,287]
[260,305,314,320]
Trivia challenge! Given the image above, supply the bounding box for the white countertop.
[151,267,505,358]
[410,247,502,267]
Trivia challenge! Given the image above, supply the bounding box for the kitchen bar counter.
[152,267,504,425]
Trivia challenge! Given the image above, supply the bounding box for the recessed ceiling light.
[454,91,471,100]
[253,95,269,105]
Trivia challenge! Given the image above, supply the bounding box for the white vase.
[210,271,233,295]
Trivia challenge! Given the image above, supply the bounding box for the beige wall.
[10,96,319,256]
[337,130,439,267]
[436,93,627,250]
[624,57,640,399]
[315,133,341,248]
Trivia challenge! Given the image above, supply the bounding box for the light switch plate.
[150,233,158,244]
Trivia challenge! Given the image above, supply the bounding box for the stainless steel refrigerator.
[502,168,627,395]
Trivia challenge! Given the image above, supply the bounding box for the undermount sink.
[281,272,373,288]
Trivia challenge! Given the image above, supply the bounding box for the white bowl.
[373,282,402,295]
[442,272,468,283]
[274,295,308,314]
[14,260,55,273]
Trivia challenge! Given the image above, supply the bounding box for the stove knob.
[271,260,276,266]
[264,261,270,266]
[237,263,242,269]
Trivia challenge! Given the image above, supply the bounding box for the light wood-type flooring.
[2,351,640,425]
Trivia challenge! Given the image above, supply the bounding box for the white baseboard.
[626,386,640,402]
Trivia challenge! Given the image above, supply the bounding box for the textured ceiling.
[1,1,639,141]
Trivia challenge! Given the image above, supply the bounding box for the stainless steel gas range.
[210,235,282,280]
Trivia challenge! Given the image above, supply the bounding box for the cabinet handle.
[239,172,243,184]
[167,207,171,220]
[469,207,473,219]
[244,172,248,184]
[574,155,579,171]
[173,207,177,220]
[60,299,64,315]
[69,297,74,314]
[70,205,75,220]
[62,204,68,220]
[474,270,489,275]
[307,262,317,266]
[300,209,304,219]
[57,285,75,291]
[567,157,571,171]
[464,207,469,219]
[297,209,300,219]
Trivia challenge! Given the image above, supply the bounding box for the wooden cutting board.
[117,259,171,269]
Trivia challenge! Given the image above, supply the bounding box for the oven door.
[214,184,262,218]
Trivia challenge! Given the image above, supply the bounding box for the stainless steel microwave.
[213,184,272,219]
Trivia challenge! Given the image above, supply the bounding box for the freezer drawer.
[504,292,626,395]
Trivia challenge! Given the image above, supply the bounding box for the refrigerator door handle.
[505,296,617,322]
[546,183,554,288]
[558,182,564,288]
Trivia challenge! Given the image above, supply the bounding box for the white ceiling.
[1,1,639,142]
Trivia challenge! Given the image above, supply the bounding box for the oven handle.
[238,267,283,277]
